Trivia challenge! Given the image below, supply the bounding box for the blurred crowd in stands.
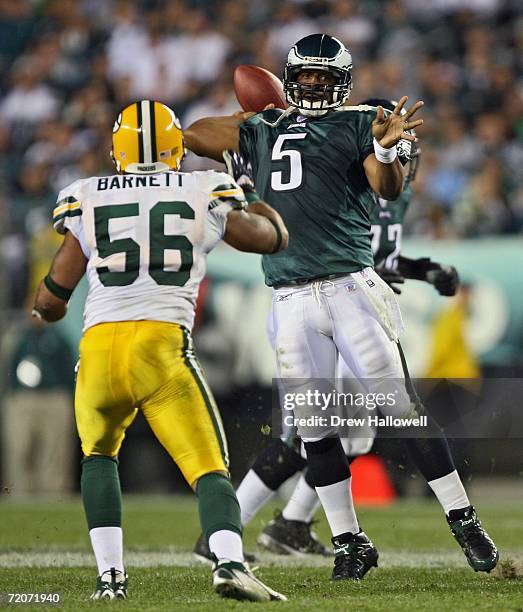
[0,0,522,309]
[1,0,522,495]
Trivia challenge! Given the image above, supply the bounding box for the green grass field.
[1,495,522,611]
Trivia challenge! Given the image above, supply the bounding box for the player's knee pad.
[196,472,242,541]
[252,438,307,490]
[303,437,350,487]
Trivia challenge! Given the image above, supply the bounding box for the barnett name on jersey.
[52,171,245,331]
[239,107,377,287]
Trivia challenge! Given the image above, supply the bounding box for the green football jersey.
[239,107,376,286]
[369,185,412,270]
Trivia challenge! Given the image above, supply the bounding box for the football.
[233,64,288,112]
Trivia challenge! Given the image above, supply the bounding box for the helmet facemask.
[392,116,420,188]
[402,138,420,188]
[284,65,352,116]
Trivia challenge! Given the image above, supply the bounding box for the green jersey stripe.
[181,329,229,467]
[55,195,79,207]
[53,209,82,224]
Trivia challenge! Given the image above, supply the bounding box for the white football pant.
[270,268,414,442]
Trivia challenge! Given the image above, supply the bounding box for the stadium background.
[0,0,522,501]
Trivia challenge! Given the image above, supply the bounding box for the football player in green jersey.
[195,98,461,563]
[186,34,498,581]
[191,100,468,566]
[364,98,459,298]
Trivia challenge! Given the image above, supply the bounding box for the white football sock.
[428,469,470,514]
[236,469,274,526]
[208,530,244,563]
[315,477,359,537]
[282,474,320,523]
[89,527,124,575]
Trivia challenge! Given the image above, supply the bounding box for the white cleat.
[212,559,287,602]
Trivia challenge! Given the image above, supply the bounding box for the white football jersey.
[53,170,246,331]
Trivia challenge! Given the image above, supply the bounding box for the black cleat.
[257,510,330,556]
[193,533,257,564]
[331,531,379,581]
[447,506,499,572]
[90,567,128,600]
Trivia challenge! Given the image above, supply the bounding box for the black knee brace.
[252,438,307,491]
[304,437,350,488]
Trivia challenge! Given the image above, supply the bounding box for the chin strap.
[259,105,298,128]
[259,96,350,128]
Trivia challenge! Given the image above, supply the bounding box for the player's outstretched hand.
[376,266,405,294]
[223,150,255,193]
[426,265,460,297]
[372,96,424,149]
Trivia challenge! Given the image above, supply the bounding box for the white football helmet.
[283,33,353,116]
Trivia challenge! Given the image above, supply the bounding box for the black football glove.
[375,266,405,294]
[398,256,459,297]
[426,265,460,297]
[222,149,255,193]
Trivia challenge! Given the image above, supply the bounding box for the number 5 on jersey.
[271,133,307,191]
[95,200,194,287]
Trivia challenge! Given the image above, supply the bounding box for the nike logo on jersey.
[287,123,307,129]
[276,293,293,301]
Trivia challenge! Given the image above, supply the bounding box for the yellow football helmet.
[111,100,186,174]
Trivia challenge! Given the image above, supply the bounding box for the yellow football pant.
[75,321,228,487]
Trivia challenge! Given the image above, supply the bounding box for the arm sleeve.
[208,175,247,213]
[204,172,248,251]
[53,183,82,237]
[52,181,89,257]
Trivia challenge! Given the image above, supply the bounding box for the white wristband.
[373,137,397,164]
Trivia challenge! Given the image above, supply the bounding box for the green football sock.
[196,473,242,541]
[81,456,122,530]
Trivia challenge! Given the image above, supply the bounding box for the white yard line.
[2,550,521,569]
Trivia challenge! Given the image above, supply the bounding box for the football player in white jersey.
[32,100,288,603]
